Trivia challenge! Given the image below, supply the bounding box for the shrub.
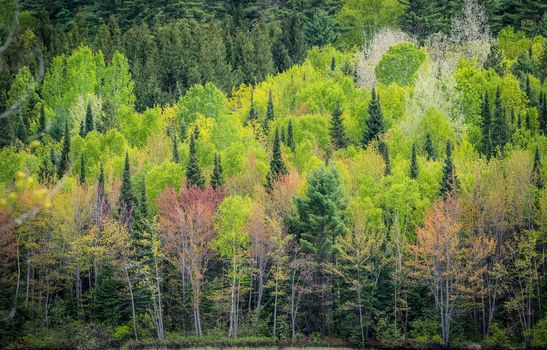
[374,317,404,347]
[531,315,547,348]
[485,322,510,347]
[375,43,426,86]
[410,317,443,347]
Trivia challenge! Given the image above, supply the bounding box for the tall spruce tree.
[439,140,459,197]
[264,89,275,132]
[186,134,205,189]
[532,145,543,189]
[57,120,71,178]
[211,153,225,190]
[97,162,110,215]
[266,128,288,189]
[330,103,347,149]
[173,135,180,163]
[180,120,187,140]
[85,103,94,135]
[79,120,85,137]
[481,91,493,159]
[410,142,419,179]
[79,154,86,184]
[517,111,523,129]
[484,43,504,76]
[540,92,547,135]
[247,87,258,124]
[287,120,295,152]
[492,87,508,154]
[119,151,135,226]
[526,112,532,131]
[378,141,391,176]
[424,132,436,160]
[362,88,385,146]
[133,181,152,248]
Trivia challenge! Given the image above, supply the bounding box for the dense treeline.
[0,0,547,349]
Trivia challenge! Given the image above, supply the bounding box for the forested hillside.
[0,0,546,349]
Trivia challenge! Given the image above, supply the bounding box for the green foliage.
[362,88,385,146]
[410,142,419,179]
[330,103,348,149]
[531,315,547,348]
[266,128,288,189]
[186,133,205,189]
[439,140,459,196]
[211,153,224,190]
[146,161,184,211]
[375,43,426,86]
[57,120,71,177]
[374,317,404,347]
[119,151,136,223]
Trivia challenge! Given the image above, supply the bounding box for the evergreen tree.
[526,75,534,106]
[79,154,86,185]
[330,56,336,72]
[481,91,493,159]
[410,142,419,179]
[180,120,187,141]
[378,141,391,176]
[532,145,543,189]
[539,92,547,135]
[119,151,135,226]
[439,140,459,197]
[526,112,532,131]
[263,89,275,132]
[173,135,180,163]
[39,103,46,139]
[329,103,347,149]
[211,153,224,190]
[281,125,286,144]
[424,132,436,160]
[484,43,504,75]
[97,162,110,215]
[193,125,200,140]
[15,114,27,143]
[400,0,440,42]
[79,120,85,138]
[517,111,523,129]
[362,88,385,146]
[266,128,288,189]
[85,103,94,135]
[492,87,508,154]
[57,120,71,178]
[186,134,205,189]
[133,180,152,246]
[287,120,295,152]
[247,87,258,124]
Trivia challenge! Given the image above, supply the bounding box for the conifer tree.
[525,75,536,107]
[211,153,225,190]
[378,141,391,176]
[173,135,180,163]
[192,125,200,140]
[287,120,295,152]
[410,142,419,179]
[96,162,110,216]
[57,120,71,177]
[362,88,385,146]
[281,125,286,144]
[186,134,205,189]
[133,181,152,245]
[439,140,458,197]
[39,104,46,139]
[119,151,135,226]
[15,114,27,143]
[517,111,523,129]
[484,43,504,76]
[264,89,275,132]
[526,112,532,131]
[330,56,336,72]
[539,92,547,135]
[247,87,258,124]
[481,91,493,159]
[532,145,543,189]
[424,133,436,160]
[492,87,508,154]
[79,154,86,184]
[266,128,288,189]
[330,103,347,149]
[79,121,85,137]
[85,103,94,135]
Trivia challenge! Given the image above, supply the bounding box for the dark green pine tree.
[492,87,508,154]
[85,103,94,135]
[119,151,135,226]
[266,128,288,189]
[263,89,275,132]
[287,120,295,152]
[539,92,547,135]
[96,162,110,215]
[439,140,459,197]
[378,141,391,176]
[79,120,85,137]
[211,153,225,190]
[525,75,537,107]
[481,91,493,159]
[330,103,347,149]
[484,43,504,76]
[362,88,385,146]
[192,125,200,140]
[39,103,46,139]
[517,111,523,129]
[247,87,258,125]
[15,114,27,144]
[281,126,286,144]
[330,56,336,72]
[424,133,436,160]
[399,0,439,42]
[532,145,543,189]
[172,135,180,163]
[526,112,532,131]
[79,154,86,185]
[186,134,205,189]
[132,181,152,248]
[410,142,419,179]
[57,120,71,178]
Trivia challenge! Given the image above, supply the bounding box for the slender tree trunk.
[124,267,138,341]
